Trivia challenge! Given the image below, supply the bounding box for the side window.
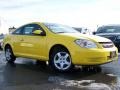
[12,27,23,35]
[106,29,115,33]
[13,24,44,35]
[25,24,44,34]
[32,24,46,36]
[24,26,34,35]
[32,24,43,31]
[22,24,37,35]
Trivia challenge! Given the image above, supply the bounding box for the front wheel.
[49,49,74,72]
[5,46,16,63]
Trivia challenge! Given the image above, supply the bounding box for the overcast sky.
[0,0,120,33]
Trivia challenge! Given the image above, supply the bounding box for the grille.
[99,42,114,48]
[103,36,116,41]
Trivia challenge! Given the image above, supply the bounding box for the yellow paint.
[32,30,42,35]
[3,22,118,65]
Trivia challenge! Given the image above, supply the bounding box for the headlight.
[75,39,97,48]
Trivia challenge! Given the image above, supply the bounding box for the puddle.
[60,80,95,87]
[48,76,112,90]
[0,75,4,82]
[48,76,66,84]
[87,83,111,90]
[106,74,117,77]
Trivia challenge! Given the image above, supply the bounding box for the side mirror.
[93,32,96,35]
[32,30,46,36]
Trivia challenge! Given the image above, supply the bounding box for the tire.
[5,46,16,63]
[49,48,74,72]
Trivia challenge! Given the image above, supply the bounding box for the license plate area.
[110,51,116,58]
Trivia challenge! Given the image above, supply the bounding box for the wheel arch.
[49,44,70,59]
[48,44,74,71]
[4,43,16,62]
[4,43,12,50]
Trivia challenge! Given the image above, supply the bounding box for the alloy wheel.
[5,48,12,61]
[53,52,71,70]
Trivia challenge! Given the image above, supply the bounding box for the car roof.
[99,24,120,27]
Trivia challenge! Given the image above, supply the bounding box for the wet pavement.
[0,51,120,90]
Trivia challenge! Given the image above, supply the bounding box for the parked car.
[0,34,4,49]
[3,22,118,72]
[94,25,120,51]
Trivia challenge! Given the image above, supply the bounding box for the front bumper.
[71,47,118,65]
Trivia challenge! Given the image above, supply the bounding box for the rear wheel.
[49,48,74,72]
[5,46,16,63]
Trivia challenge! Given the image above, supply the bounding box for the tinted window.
[23,24,43,35]
[13,24,43,35]
[24,26,34,35]
[12,27,22,35]
[32,24,43,30]
[96,26,120,33]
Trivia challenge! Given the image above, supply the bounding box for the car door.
[21,24,47,60]
[12,26,25,55]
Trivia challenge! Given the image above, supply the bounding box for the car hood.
[59,33,111,42]
[96,33,120,36]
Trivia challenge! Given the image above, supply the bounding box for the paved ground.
[0,51,120,90]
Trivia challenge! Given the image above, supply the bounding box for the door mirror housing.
[93,32,96,35]
[32,30,46,36]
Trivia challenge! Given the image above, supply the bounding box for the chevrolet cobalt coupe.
[3,22,118,72]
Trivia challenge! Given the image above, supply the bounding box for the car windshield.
[44,23,79,33]
[96,26,120,33]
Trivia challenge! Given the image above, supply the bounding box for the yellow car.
[3,22,118,72]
